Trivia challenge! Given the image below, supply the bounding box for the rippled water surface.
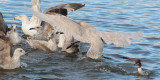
[0,0,160,80]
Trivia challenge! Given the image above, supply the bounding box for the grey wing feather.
[44,3,85,16]
[100,31,143,47]
[30,9,85,41]
[0,12,8,34]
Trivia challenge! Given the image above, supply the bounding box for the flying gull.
[29,9,143,59]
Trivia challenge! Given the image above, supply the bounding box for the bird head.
[14,15,28,22]
[135,59,142,68]
[11,48,27,57]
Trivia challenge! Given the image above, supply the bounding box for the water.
[0,0,160,80]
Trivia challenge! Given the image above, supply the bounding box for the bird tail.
[100,31,143,47]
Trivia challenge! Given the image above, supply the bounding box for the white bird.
[25,33,57,51]
[7,24,21,45]
[0,31,27,69]
[29,9,143,59]
[14,0,42,36]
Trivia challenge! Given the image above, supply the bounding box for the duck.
[7,24,21,45]
[29,9,143,59]
[135,59,145,75]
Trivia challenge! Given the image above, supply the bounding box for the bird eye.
[37,27,41,29]
[20,50,23,52]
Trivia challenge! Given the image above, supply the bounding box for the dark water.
[0,0,160,80]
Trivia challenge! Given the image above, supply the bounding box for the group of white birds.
[0,0,145,75]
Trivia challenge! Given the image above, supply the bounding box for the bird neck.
[11,52,21,64]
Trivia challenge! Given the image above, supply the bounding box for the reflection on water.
[0,0,160,80]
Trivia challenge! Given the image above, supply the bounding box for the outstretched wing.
[100,31,143,47]
[30,9,85,41]
[79,21,143,47]
[44,3,85,16]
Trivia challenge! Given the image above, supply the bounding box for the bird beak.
[14,17,19,20]
[29,28,35,30]
[134,62,138,65]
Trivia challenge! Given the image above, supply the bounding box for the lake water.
[0,0,160,80]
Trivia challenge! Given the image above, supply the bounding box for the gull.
[0,31,27,69]
[14,0,42,36]
[30,9,143,59]
[25,33,57,51]
[7,24,21,45]
[0,12,8,34]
